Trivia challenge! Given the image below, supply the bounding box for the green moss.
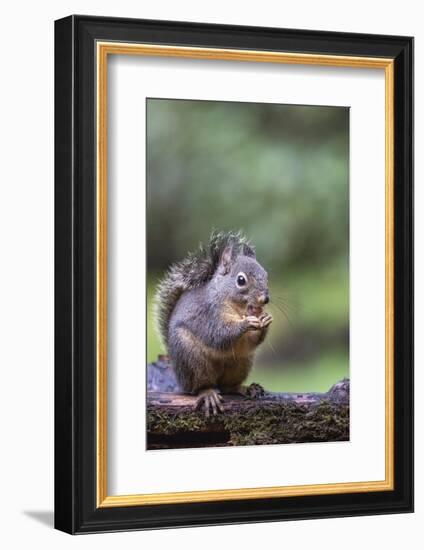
[147,401,349,449]
[147,408,208,434]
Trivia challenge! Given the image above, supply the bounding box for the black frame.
[55,15,414,534]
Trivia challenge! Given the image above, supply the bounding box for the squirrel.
[154,230,272,416]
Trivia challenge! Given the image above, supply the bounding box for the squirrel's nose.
[259,293,269,305]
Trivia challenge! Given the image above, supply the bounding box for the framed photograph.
[54,15,413,533]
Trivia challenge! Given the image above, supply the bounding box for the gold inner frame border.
[96,42,394,508]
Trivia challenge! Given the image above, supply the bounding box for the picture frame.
[54,15,414,534]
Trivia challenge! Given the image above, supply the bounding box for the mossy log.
[147,356,350,450]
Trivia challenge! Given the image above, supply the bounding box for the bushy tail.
[153,230,254,346]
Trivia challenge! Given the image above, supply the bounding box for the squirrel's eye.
[236,272,247,287]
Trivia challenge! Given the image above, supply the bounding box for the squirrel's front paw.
[195,388,224,418]
[260,313,273,328]
[244,315,262,331]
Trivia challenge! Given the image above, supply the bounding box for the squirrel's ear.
[218,246,233,275]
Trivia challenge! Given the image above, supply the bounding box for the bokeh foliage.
[147,98,349,392]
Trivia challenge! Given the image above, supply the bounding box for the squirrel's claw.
[260,313,273,328]
[195,388,224,417]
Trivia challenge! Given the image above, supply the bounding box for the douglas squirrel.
[154,231,272,416]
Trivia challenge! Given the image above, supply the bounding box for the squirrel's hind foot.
[195,388,224,418]
[233,383,266,399]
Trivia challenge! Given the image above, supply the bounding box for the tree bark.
[147,357,349,450]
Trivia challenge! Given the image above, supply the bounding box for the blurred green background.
[146,98,349,393]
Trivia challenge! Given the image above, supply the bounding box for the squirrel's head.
[213,245,269,317]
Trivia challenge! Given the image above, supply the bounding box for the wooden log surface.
[147,356,350,450]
